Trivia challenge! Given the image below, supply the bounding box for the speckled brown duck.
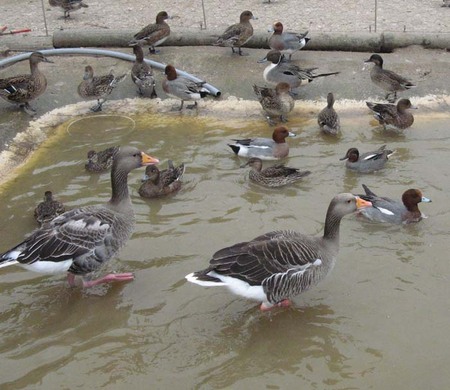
[318,92,340,135]
[253,82,294,125]
[366,98,417,130]
[129,11,171,54]
[34,191,66,226]
[138,160,185,198]
[131,44,157,98]
[48,0,88,18]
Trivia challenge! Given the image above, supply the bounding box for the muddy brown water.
[0,105,449,389]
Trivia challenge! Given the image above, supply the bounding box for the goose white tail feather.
[185,272,227,287]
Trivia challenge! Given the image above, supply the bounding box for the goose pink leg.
[260,299,292,311]
[67,273,135,287]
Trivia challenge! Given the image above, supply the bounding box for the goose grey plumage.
[0,52,53,115]
[129,11,171,54]
[366,99,417,130]
[214,10,256,56]
[318,92,340,135]
[131,45,157,98]
[77,65,127,112]
[85,146,119,173]
[48,0,88,18]
[340,145,395,173]
[253,82,294,125]
[268,21,310,62]
[34,191,66,226]
[241,157,310,188]
[138,160,185,198]
[357,184,431,224]
[0,146,159,287]
[364,54,416,102]
[186,193,372,310]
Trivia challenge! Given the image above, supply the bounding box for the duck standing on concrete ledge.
[366,99,417,130]
[129,11,171,54]
[48,0,88,19]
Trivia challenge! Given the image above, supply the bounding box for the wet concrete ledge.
[0,29,449,54]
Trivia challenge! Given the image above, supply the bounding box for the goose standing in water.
[0,146,159,287]
[186,193,372,310]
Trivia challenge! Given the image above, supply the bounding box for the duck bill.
[287,132,296,138]
[421,196,431,203]
[141,152,159,166]
[355,196,372,209]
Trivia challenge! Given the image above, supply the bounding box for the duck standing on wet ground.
[253,82,294,125]
[214,10,256,56]
[48,0,88,19]
[0,52,52,115]
[34,191,66,226]
[366,98,417,130]
[340,145,395,173]
[268,21,310,62]
[241,157,311,188]
[131,45,157,98]
[364,54,416,103]
[261,50,340,91]
[356,184,431,224]
[318,92,340,135]
[77,65,127,112]
[0,146,159,287]
[185,193,372,311]
[227,126,296,160]
[85,146,119,173]
[162,64,212,110]
[139,160,185,198]
[129,11,171,54]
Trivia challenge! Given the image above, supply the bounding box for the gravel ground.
[1,0,449,38]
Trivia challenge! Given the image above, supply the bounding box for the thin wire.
[40,0,49,36]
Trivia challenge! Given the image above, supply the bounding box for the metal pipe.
[0,48,222,97]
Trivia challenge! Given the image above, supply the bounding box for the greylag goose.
[131,45,157,98]
[48,0,88,19]
[0,52,53,115]
[364,54,416,102]
[77,65,127,112]
[85,146,119,173]
[129,11,171,54]
[241,157,310,188]
[138,160,185,198]
[34,191,66,226]
[318,92,340,135]
[0,146,159,287]
[186,193,372,310]
[253,82,295,125]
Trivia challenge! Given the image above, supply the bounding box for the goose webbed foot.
[68,272,135,287]
[260,299,292,311]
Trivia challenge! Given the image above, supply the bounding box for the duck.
[364,54,416,102]
[268,21,310,61]
[131,44,157,98]
[261,50,340,90]
[357,184,431,224]
[340,145,395,173]
[366,99,417,130]
[85,146,119,173]
[253,82,295,125]
[129,11,171,54]
[241,157,310,188]
[138,160,185,198]
[214,10,256,56]
[0,146,159,287]
[34,191,66,226]
[48,0,88,19]
[227,126,296,160]
[185,193,372,310]
[0,52,53,115]
[318,92,340,135]
[162,64,211,110]
[77,65,127,112]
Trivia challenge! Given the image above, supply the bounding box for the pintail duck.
[366,98,416,130]
[340,145,395,173]
[131,45,157,98]
[0,52,53,115]
[318,92,340,135]
[364,54,416,103]
[77,65,127,112]
[357,184,431,224]
[268,21,310,62]
[85,146,119,173]
[241,157,310,188]
[228,126,296,160]
[185,193,372,310]
[129,11,171,54]
[162,64,210,110]
[48,0,88,19]
[214,10,256,56]
[253,82,294,125]
[138,160,185,198]
[0,146,159,287]
[34,191,66,226]
[261,50,340,90]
